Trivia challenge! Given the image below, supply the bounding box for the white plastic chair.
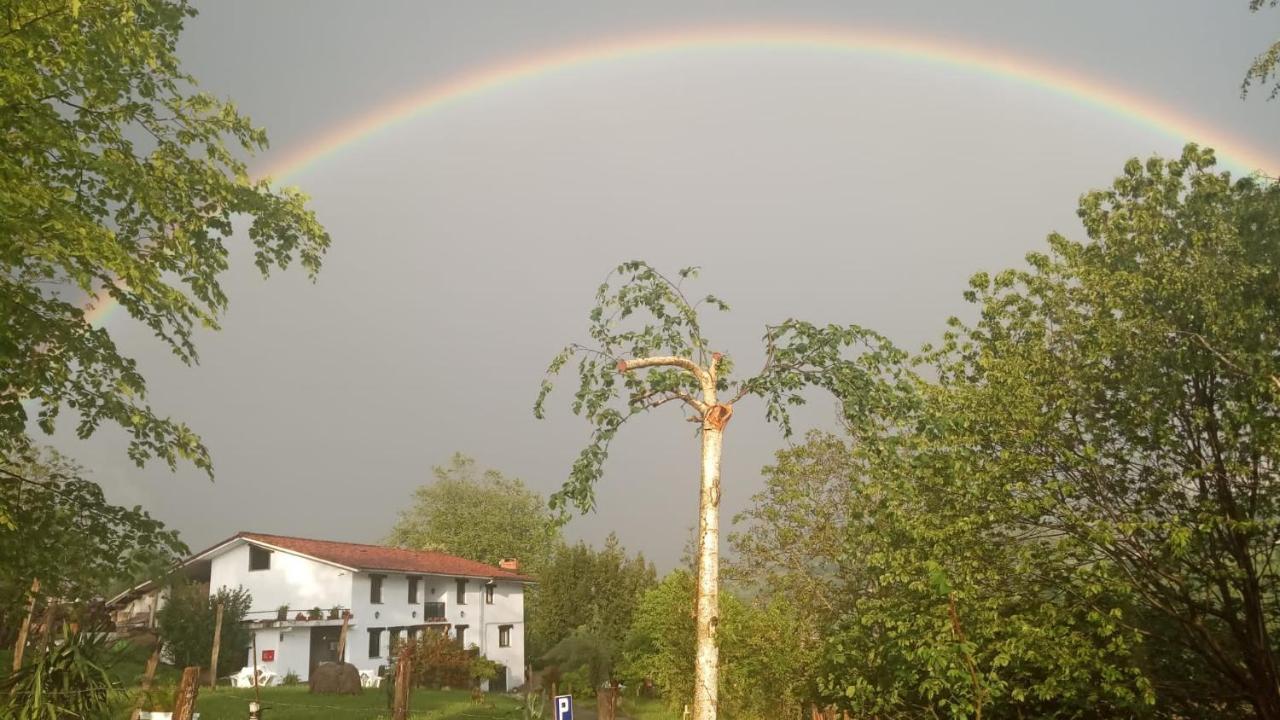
[228,667,279,688]
[359,670,383,688]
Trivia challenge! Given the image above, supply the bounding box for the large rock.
[309,662,362,695]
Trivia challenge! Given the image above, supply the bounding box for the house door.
[489,665,507,693]
[309,626,341,676]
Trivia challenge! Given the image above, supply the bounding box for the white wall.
[348,572,526,688]
[247,626,312,680]
[209,542,353,616]
[479,581,525,690]
[205,542,526,688]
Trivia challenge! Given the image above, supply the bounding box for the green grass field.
[2,644,680,719]
[172,686,521,720]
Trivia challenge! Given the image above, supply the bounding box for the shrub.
[282,671,301,686]
[156,581,252,676]
[408,631,472,689]
[1,628,122,720]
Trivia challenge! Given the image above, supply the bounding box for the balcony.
[423,602,446,622]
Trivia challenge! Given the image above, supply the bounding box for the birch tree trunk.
[692,422,724,720]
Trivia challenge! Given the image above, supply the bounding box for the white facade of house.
[203,537,527,690]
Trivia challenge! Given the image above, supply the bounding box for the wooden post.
[251,630,262,706]
[209,602,224,689]
[173,666,201,720]
[129,641,164,720]
[12,578,39,671]
[38,594,56,651]
[392,646,411,720]
[336,613,350,663]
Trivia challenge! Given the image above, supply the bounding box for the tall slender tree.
[535,261,905,720]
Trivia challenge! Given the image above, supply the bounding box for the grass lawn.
[183,686,522,720]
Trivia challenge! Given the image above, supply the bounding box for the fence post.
[130,640,163,720]
[251,630,262,705]
[173,666,201,720]
[209,602,224,689]
[392,646,412,720]
[336,613,349,663]
[11,578,39,671]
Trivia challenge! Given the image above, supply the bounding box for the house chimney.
[499,558,520,572]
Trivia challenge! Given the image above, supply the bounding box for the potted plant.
[328,606,342,620]
[295,612,308,621]
[276,605,289,622]
[342,609,353,619]
[308,606,323,621]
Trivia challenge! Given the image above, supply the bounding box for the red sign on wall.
[262,649,275,662]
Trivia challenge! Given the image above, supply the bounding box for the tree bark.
[692,422,724,720]
[12,578,38,671]
[209,602,223,689]
[393,646,412,720]
[173,666,200,720]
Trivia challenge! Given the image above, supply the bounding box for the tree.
[535,260,904,720]
[621,570,815,719]
[386,453,560,571]
[1,0,330,473]
[156,582,251,677]
[728,431,858,630]
[1243,1,1280,100]
[922,145,1280,717]
[733,433,1152,718]
[0,448,185,643]
[529,534,656,666]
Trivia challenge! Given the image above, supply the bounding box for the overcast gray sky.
[53,1,1280,571]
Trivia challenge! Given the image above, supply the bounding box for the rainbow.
[81,24,1278,327]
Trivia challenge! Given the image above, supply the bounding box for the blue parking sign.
[554,694,573,720]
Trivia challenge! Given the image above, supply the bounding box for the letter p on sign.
[554,694,573,720]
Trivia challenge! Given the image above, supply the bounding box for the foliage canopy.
[1,0,330,472]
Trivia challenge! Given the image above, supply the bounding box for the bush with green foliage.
[1,628,123,720]
[155,582,251,677]
[541,627,614,691]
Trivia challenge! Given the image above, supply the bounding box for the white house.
[108,532,532,691]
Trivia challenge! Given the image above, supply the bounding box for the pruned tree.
[534,261,904,720]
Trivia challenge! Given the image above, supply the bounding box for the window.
[389,627,404,656]
[408,577,418,604]
[498,625,512,648]
[455,578,467,604]
[424,601,445,619]
[408,627,419,642]
[249,545,271,571]
[370,574,384,604]
[485,583,494,604]
[368,628,383,658]
[454,624,467,647]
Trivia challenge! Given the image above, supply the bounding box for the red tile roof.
[235,532,533,582]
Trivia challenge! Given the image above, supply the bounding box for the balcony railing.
[423,602,446,621]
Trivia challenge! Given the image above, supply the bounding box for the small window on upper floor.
[456,578,467,605]
[408,576,418,604]
[370,574,384,604]
[498,624,512,648]
[485,583,494,605]
[249,545,271,572]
